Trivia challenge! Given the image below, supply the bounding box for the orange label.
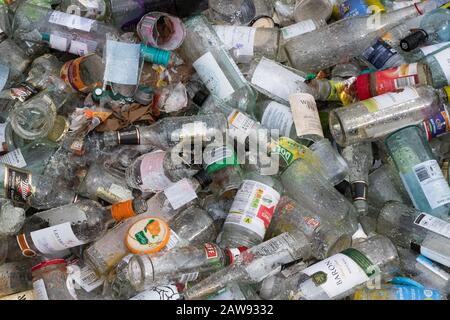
[60,55,101,93]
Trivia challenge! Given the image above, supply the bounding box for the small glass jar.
[32,259,75,300]
[385,125,450,218]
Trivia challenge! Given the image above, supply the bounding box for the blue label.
[392,285,441,300]
[340,0,371,18]
[424,106,449,139]
[362,40,398,69]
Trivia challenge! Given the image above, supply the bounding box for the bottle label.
[432,47,450,84]
[251,58,305,102]
[412,160,450,209]
[416,255,450,281]
[193,52,235,100]
[139,150,173,192]
[289,93,324,137]
[49,34,69,52]
[35,206,87,226]
[420,42,450,56]
[60,56,97,93]
[204,243,222,269]
[163,178,198,210]
[281,19,317,40]
[0,149,27,168]
[129,285,180,300]
[203,145,235,167]
[353,286,441,300]
[69,40,90,56]
[96,184,133,204]
[163,229,180,251]
[362,40,397,70]
[375,64,419,95]
[362,87,419,112]
[9,82,38,102]
[227,110,257,140]
[261,101,293,137]
[414,240,450,268]
[48,11,95,32]
[225,180,281,239]
[179,272,199,283]
[351,181,368,201]
[271,137,303,167]
[414,212,450,239]
[213,25,256,57]
[30,222,86,254]
[423,106,449,140]
[32,279,49,300]
[300,248,375,299]
[339,0,372,18]
[4,166,32,204]
[0,123,6,152]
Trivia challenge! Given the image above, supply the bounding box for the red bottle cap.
[355,73,372,101]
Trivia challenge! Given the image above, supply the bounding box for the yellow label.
[362,99,379,113]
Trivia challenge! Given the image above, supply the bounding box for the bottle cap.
[31,259,67,272]
[444,86,450,102]
[111,199,138,221]
[355,73,372,101]
[192,89,209,106]
[125,217,170,254]
[193,169,212,189]
[400,30,428,52]
[140,45,172,67]
[226,246,248,264]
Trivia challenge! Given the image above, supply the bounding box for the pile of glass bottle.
[1,0,450,301]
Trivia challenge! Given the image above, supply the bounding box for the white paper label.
[227,110,257,140]
[289,93,324,137]
[0,123,6,151]
[76,265,104,292]
[420,42,450,56]
[225,180,281,238]
[281,19,317,40]
[365,87,419,111]
[33,279,49,300]
[69,40,89,56]
[164,229,180,251]
[413,160,450,209]
[30,222,86,254]
[109,184,133,201]
[193,52,235,99]
[0,149,27,168]
[414,212,450,239]
[130,285,180,300]
[251,58,305,102]
[48,11,94,32]
[433,48,450,83]
[213,25,256,57]
[302,253,370,299]
[49,34,69,52]
[261,101,293,137]
[140,151,173,192]
[104,40,141,85]
[164,179,198,210]
[419,245,450,268]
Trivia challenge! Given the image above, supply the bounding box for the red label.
[204,243,218,260]
[257,205,275,229]
[375,64,418,95]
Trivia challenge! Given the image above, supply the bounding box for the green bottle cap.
[140,44,171,67]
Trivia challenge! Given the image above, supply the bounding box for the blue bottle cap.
[140,44,171,66]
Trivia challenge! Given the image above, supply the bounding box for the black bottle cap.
[410,241,421,253]
[192,89,209,106]
[193,169,212,189]
[400,30,428,52]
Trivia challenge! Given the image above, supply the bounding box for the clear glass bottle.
[0,261,33,298]
[276,235,399,300]
[101,113,227,150]
[10,2,120,56]
[244,57,309,104]
[423,47,450,89]
[180,15,257,112]
[125,148,202,193]
[0,163,77,210]
[267,195,353,260]
[110,243,243,299]
[280,157,359,236]
[385,125,450,218]
[284,1,444,73]
[32,259,75,300]
[329,86,449,147]
[0,139,58,175]
[214,25,280,64]
[218,171,282,249]
[183,230,312,300]
[0,37,31,91]
[342,142,373,215]
[208,0,257,25]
